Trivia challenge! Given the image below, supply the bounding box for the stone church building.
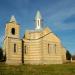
[3,11,66,65]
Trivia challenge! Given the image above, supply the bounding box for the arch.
[11,28,15,35]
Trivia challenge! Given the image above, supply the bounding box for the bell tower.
[4,15,22,64]
[5,15,20,38]
[35,11,42,30]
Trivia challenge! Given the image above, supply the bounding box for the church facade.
[3,11,66,65]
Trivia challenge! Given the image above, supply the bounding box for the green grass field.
[0,63,75,75]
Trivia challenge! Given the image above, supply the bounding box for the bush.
[0,47,3,61]
[66,50,71,60]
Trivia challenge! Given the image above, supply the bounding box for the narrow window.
[14,44,16,53]
[11,28,15,35]
[38,20,39,26]
[48,44,50,53]
[55,44,56,54]
[24,46,26,54]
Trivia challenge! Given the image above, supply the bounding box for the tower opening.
[11,28,15,35]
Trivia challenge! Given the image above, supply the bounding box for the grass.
[0,63,75,75]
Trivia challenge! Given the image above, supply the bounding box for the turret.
[5,15,20,38]
[35,11,42,30]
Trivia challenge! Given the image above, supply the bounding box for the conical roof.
[10,15,16,22]
[35,10,42,20]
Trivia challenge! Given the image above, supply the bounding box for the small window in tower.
[11,28,15,35]
[14,44,16,53]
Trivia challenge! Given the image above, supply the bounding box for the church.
[3,11,66,65]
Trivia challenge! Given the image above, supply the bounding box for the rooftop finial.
[10,15,16,22]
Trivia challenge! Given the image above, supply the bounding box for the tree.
[0,47,3,61]
[66,50,71,60]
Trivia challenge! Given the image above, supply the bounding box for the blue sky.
[0,0,75,54]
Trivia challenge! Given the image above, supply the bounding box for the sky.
[0,0,75,54]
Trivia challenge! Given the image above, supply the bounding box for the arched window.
[24,46,27,54]
[48,44,50,53]
[55,44,56,54]
[14,44,16,53]
[11,28,15,35]
[38,20,39,26]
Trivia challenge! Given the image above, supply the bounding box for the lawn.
[0,63,75,75]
